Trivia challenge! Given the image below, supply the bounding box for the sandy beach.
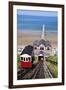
[17,30,58,48]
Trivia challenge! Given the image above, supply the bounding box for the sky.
[17,10,58,32]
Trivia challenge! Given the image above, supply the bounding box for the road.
[17,60,53,80]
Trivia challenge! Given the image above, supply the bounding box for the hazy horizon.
[17,29,58,48]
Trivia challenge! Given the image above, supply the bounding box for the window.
[47,47,50,50]
[21,57,23,60]
[40,47,44,50]
[28,57,31,61]
[24,58,25,61]
[26,58,28,61]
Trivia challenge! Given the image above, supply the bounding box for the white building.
[33,25,52,58]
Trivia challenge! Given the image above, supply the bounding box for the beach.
[17,30,58,48]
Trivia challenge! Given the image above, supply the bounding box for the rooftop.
[21,45,33,56]
[33,39,51,47]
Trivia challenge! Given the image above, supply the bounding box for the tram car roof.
[20,45,33,56]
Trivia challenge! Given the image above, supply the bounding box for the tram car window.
[21,57,23,60]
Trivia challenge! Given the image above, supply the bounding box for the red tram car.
[20,54,32,68]
[20,45,33,68]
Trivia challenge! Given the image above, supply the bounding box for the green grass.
[46,55,58,64]
[17,56,20,62]
[17,56,21,68]
[46,62,58,78]
[46,55,58,78]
